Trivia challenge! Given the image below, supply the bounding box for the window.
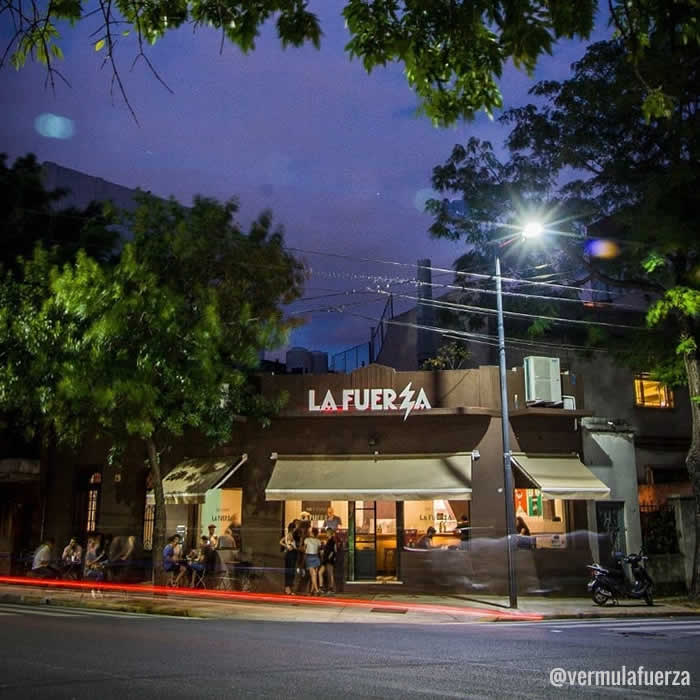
[634,373,674,408]
[86,472,102,533]
[143,504,155,551]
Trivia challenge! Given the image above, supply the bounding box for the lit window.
[143,504,155,551]
[86,472,101,532]
[634,374,674,408]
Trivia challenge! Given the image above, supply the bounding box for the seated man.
[187,536,212,586]
[32,538,58,578]
[415,527,436,550]
[61,537,83,579]
[163,535,187,586]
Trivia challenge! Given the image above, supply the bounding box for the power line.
[372,290,646,329]
[308,268,643,313]
[290,246,623,297]
[338,309,611,354]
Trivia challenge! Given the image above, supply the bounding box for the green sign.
[528,491,542,517]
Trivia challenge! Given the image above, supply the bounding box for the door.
[596,501,625,567]
[353,501,376,580]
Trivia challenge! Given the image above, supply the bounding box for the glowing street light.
[522,220,544,239]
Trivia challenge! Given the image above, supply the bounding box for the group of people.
[30,534,137,587]
[162,523,235,587]
[280,507,342,596]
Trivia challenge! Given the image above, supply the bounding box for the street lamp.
[496,220,544,609]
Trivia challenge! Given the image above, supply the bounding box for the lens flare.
[585,239,621,259]
[34,113,75,140]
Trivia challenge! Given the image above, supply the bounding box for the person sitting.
[31,537,57,578]
[61,537,83,579]
[415,527,436,550]
[457,515,471,550]
[516,516,531,536]
[163,535,187,586]
[216,526,235,550]
[187,536,212,586]
[207,524,218,548]
[105,535,137,582]
[84,536,107,596]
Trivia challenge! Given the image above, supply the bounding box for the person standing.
[320,527,337,594]
[323,507,342,532]
[280,522,297,595]
[207,524,218,548]
[303,527,322,596]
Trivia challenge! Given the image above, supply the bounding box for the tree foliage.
[427,36,700,593]
[421,340,471,370]
[5,0,679,124]
[0,188,305,575]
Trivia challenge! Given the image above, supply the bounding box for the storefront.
[251,364,612,592]
[265,452,473,581]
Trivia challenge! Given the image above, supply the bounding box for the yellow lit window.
[634,374,674,408]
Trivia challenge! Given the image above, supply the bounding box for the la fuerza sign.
[308,382,431,420]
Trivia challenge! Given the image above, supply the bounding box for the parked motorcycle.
[587,551,654,606]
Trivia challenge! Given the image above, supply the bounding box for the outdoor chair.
[191,566,207,589]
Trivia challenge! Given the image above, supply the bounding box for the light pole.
[495,254,518,608]
[495,220,543,609]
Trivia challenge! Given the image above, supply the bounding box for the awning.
[511,453,610,500]
[0,458,40,482]
[265,453,472,501]
[147,454,247,504]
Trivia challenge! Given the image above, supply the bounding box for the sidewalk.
[0,577,696,624]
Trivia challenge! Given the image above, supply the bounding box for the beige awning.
[0,458,40,482]
[147,455,247,504]
[512,453,610,500]
[265,453,472,501]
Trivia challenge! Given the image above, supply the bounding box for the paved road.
[0,605,697,698]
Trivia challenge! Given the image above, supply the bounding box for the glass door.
[353,501,376,580]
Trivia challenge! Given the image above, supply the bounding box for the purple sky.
[0,4,612,360]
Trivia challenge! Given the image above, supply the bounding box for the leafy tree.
[3,0,675,124]
[1,153,120,273]
[421,340,471,370]
[427,38,700,593]
[45,194,304,577]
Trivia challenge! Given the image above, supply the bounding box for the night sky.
[0,4,611,360]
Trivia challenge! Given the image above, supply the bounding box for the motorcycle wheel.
[592,586,611,606]
[644,587,654,606]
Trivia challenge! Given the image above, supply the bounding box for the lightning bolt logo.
[398,382,416,421]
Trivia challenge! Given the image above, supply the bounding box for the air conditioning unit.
[524,356,562,405]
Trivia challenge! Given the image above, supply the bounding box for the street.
[0,604,697,699]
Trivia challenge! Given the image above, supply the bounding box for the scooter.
[587,551,654,606]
